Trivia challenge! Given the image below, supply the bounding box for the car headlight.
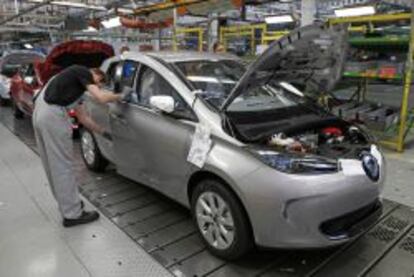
[255,150,340,174]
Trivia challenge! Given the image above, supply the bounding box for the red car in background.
[0,50,45,106]
[10,40,114,135]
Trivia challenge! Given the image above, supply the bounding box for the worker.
[213,41,225,53]
[33,65,122,227]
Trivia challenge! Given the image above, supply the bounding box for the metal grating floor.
[1,105,414,277]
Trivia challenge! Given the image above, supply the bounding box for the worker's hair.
[90,68,106,83]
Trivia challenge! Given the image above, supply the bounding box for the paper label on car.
[340,159,365,176]
[187,124,212,168]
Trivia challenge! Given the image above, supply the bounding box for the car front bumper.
[236,148,385,249]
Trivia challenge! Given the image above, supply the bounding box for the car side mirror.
[24,76,34,85]
[150,95,175,114]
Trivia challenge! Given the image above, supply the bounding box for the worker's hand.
[87,84,123,104]
[120,91,132,103]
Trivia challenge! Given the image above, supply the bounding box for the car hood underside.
[35,40,114,84]
[220,23,348,111]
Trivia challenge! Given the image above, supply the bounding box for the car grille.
[320,200,382,240]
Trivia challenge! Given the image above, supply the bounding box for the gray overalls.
[32,84,83,219]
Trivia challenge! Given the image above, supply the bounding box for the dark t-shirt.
[44,65,94,107]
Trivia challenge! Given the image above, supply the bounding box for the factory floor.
[0,123,171,277]
[1,97,414,276]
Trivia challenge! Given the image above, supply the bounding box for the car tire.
[72,128,80,140]
[12,100,24,119]
[191,179,254,260]
[80,129,108,172]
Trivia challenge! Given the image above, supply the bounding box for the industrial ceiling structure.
[0,0,411,47]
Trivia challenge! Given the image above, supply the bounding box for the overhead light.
[265,15,294,24]
[83,26,97,32]
[102,16,121,29]
[117,8,134,15]
[334,6,376,17]
[24,43,33,49]
[28,0,106,11]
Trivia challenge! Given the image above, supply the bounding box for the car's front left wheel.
[80,129,108,172]
[191,179,254,260]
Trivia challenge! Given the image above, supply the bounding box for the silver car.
[81,24,384,260]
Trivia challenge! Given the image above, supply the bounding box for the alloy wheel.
[195,191,235,250]
[81,131,95,165]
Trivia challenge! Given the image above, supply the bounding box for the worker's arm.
[86,84,122,104]
[74,104,105,134]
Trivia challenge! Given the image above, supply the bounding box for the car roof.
[1,50,45,58]
[124,51,240,63]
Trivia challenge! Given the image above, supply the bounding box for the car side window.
[136,66,196,121]
[105,62,119,90]
[105,60,138,95]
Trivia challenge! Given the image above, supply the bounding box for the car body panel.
[86,27,384,249]
[110,102,196,201]
[236,154,382,247]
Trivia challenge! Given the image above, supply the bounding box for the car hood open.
[35,40,114,84]
[220,23,348,112]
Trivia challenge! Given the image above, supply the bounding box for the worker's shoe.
[63,211,100,227]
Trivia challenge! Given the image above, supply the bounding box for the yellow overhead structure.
[173,27,204,51]
[219,24,291,54]
[328,12,411,25]
[219,24,266,55]
[330,12,414,152]
[261,31,289,45]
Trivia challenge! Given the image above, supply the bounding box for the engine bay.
[264,124,370,159]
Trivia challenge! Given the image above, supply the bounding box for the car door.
[110,64,197,199]
[86,59,123,162]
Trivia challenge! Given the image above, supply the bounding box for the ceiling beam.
[0,1,52,26]
[131,0,208,15]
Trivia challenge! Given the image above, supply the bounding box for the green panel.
[349,35,409,51]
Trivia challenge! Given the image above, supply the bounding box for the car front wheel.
[80,129,108,172]
[191,179,253,260]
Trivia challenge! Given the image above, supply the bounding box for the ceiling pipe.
[0,1,52,26]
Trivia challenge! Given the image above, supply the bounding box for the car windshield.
[174,60,305,112]
[174,60,244,108]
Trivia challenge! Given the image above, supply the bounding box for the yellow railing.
[173,27,204,52]
[330,12,414,152]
